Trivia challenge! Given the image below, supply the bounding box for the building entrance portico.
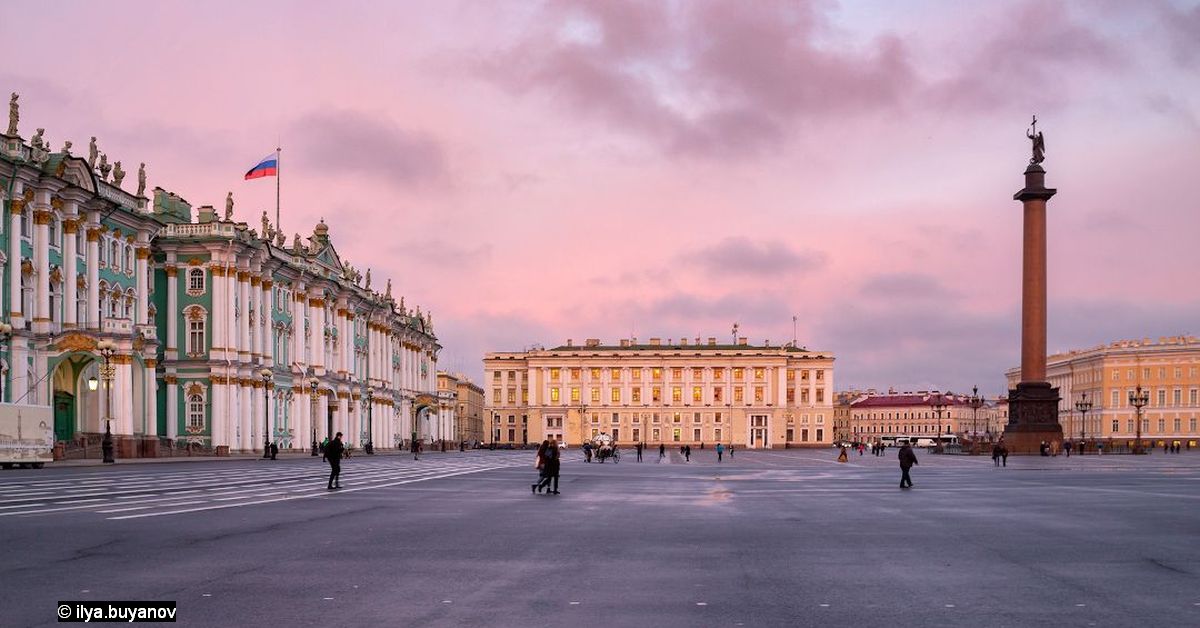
[749,415,768,448]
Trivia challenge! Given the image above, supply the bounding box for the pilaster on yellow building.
[484,336,835,448]
[1005,335,1200,447]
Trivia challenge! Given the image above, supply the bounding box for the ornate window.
[184,305,207,357]
[187,392,206,430]
[187,268,205,295]
[109,240,120,269]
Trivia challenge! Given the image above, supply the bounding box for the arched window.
[48,216,60,248]
[124,245,133,274]
[187,394,205,429]
[76,281,87,325]
[109,240,120,268]
[187,268,205,295]
[184,305,207,357]
[97,280,108,320]
[109,286,121,318]
[124,289,135,319]
[49,278,63,325]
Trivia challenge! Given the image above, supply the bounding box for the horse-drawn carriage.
[588,433,620,463]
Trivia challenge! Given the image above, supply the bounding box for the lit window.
[754,368,764,380]
[550,368,560,381]
[611,388,620,403]
[734,368,744,380]
[672,387,682,402]
[591,388,600,403]
[570,388,580,402]
[610,368,621,381]
[692,368,703,379]
[590,368,601,380]
[550,387,560,403]
[632,388,641,403]
[692,386,702,402]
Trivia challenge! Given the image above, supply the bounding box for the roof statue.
[426,311,433,332]
[88,137,98,169]
[98,153,111,181]
[293,233,303,253]
[1027,115,1045,165]
[399,296,405,315]
[275,230,286,247]
[60,140,72,156]
[224,192,234,220]
[136,163,146,197]
[365,268,371,290]
[111,161,125,187]
[261,210,271,240]
[385,278,392,300]
[30,128,45,150]
[7,93,17,136]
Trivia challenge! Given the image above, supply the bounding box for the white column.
[114,360,134,435]
[32,192,51,332]
[238,272,250,362]
[144,362,158,436]
[210,266,225,360]
[211,380,226,448]
[262,280,274,367]
[166,267,178,357]
[86,225,99,329]
[63,207,78,328]
[134,246,149,325]
[241,381,253,451]
[166,377,178,440]
[311,297,325,372]
[8,185,23,327]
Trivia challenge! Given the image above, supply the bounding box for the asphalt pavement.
[1,447,1198,627]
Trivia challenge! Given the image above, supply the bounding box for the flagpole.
[275,146,281,232]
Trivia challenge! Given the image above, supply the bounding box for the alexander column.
[1003,116,1063,454]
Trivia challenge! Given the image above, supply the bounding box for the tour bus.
[895,435,960,448]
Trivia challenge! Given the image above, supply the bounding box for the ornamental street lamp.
[1129,385,1149,455]
[969,386,984,453]
[1075,391,1092,454]
[97,339,117,464]
[931,392,947,452]
[260,368,272,459]
[363,388,374,454]
[0,321,11,402]
[309,377,320,456]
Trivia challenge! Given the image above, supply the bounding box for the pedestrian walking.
[898,442,917,489]
[536,438,561,495]
[716,442,725,462]
[992,442,1002,467]
[532,440,548,494]
[1064,440,1072,457]
[636,442,643,462]
[413,439,422,461]
[729,444,734,458]
[269,442,278,460]
[837,446,849,463]
[326,432,344,490]
[684,445,691,462]
[1000,441,1009,467]
[658,443,666,462]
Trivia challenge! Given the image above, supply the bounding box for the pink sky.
[6,0,1198,393]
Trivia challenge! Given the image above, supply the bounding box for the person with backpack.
[898,441,918,489]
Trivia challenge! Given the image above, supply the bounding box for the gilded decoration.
[163,374,178,385]
[210,375,228,385]
[144,358,157,368]
[337,391,350,399]
[250,276,261,287]
[132,335,145,352]
[135,248,150,260]
[54,333,97,353]
[262,280,273,289]
[50,197,64,210]
[237,271,249,281]
[32,209,53,225]
[187,257,202,266]
[110,354,133,365]
[86,228,100,241]
[20,259,34,275]
[49,266,63,283]
[210,265,226,277]
[63,219,78,234]
[9,198,25,214]
[186,383,204,396]
[165,266,178,277]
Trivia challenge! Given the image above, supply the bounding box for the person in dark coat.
[658,443,666,462]
[992,442,1002,466]
[532,440,549,494]
[635,442,643,462]
[1000,441,1009,467]
[898,442,918,489]
[684,445,691,462]
[536,438,561,494]
[326,432,345,490]
[269,442,278,460]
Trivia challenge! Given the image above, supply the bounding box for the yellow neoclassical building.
[484,337,835,448]
[1005,335,1200,447]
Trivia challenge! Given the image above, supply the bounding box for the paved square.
[2,449,1198,627]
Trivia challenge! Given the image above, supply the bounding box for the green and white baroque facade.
[0,111,441,455]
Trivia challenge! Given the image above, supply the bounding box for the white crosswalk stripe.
[0,452,530,520]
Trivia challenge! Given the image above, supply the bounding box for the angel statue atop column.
[1027,115,1045,165]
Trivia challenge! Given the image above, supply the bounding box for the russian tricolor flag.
[244,153,278,180]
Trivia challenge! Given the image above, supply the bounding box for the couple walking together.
[532,439,561,495]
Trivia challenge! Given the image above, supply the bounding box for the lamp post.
[1075,391,1092,454]
[363,388,374,454]
[309,377,320,456]
[260,368,272,459]
[1129,385,1148,455]
[969,386,984,453]
[0,321,11,402]
[97,339,117,463]
[931,392,947,452]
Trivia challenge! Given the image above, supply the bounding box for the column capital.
[165,266,178,277]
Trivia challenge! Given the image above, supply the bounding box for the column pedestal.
[1004,381,1062,454]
